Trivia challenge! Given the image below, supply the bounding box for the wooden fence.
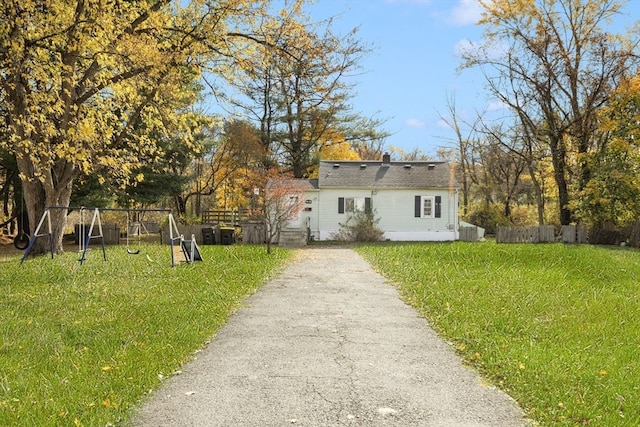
[589,221,640,247]
[494,223,640,247]
[158,222,268,245]
[559,225,588,244]
[496,225,588,244]
[240,222,267,244]
[74,224,121,245]
[496,225,555,243]
[160,224,220,245]
[459,226,479,242]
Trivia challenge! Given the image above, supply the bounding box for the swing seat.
[13,233,29,250]
[126,215,142,254]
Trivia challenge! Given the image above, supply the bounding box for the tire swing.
[13,198,29,250]
[13,231,29,250]
[126,211,140,255]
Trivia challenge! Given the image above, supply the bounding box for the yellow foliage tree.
[305,128,361,177]
[573,75,640,228]
[466,0,639,225]
[0,0,270,253]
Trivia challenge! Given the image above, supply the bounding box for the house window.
[338,197,371,214]
[415,195,441,218]
[423,197,434,218]
[346,197,363,213]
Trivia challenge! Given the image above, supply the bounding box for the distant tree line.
[2,0,639,252]
[442,0,640,237]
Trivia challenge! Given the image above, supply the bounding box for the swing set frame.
[20,206,202,267]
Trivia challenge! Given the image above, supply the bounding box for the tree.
[478,119,551,224]
[0,0,270,254]
[464,0,640,225]
[573,75,640,227]
[477,132,529,220]
[223,1,387,178]
[390,146,433,162]
[263,173,305,253]
[303,127,361,178]
[437,93,480,216]
[0,150,22,235]
[211,119,270,214]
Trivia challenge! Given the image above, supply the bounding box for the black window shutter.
[435,196,441,218]
[415,196,421,217]
[365,197,371,213]
[338,197,345,214]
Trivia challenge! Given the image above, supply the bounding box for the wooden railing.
[201,209,263,225]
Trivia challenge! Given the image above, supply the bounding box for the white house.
[279,155,460,242]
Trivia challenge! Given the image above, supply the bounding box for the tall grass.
[356,242,640,427]
[0,243,290,426]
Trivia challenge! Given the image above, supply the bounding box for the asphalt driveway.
[129,247,529,427]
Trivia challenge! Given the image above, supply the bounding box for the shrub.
[331,209,384,242]
[464,203,509,235]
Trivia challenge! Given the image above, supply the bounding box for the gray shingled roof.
[318,160,458,189]
[266,178,318,190]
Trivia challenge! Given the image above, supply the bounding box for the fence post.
[561,225,576,243]
[576,225,587,244]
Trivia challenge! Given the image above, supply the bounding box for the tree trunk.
[504,198,511,219]
[173,194,187,217]
[527,162,545,225]
[16,155,74,255]
[549,136,572,225]
[460,168,469,217]
[19,177,73,256]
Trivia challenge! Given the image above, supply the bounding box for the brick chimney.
[382,152,391,164]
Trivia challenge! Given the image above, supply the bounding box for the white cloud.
[406,118,426,128]
[449,0,483,26]
[454,36,507,61]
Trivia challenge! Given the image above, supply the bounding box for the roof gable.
[266,178,318,191]
[318,160,458,189]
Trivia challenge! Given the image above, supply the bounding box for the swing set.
[20,206,203,267]
[125,210,142,255]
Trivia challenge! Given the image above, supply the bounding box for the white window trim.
[346,197,366,213]
[421,196,435,218]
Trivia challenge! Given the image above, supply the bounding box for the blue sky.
[307,0,487,156]
[305,0,639,158]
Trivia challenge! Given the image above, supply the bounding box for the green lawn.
[0,243,291,426]
[3,240,639,426]
[356,241,640,427]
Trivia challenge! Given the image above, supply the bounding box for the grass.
[0,243,291,426]
[355,241,640,427]
[3,240,639,426]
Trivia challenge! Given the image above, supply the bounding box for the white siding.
[317,188,370,239]
[307,187,459,241]
[283,190,321,240]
